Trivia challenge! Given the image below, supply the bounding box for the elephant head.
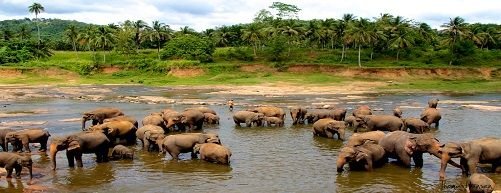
[327,121,346,140]
[5,132,23,152]
[336,146,368,172]
[164,113,183,130]
[393,108,402,118]
[82,113,103,131]
[17,155,33,179]
[50,136,80,170]
[412,133,442,157]
[201,133,221,144]
[438,142,464,179]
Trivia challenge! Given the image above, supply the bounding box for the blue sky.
[1,0,500,31]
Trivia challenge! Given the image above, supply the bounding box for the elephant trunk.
[28,165,32,179]
[430,149,462,169]
[439,153,450,180]
[336,157,346,172]
[49,143,58,170]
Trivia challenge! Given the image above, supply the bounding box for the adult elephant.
[203,113,220,125]
[5,128,50,153]
[159,133,221,160]
[393,107,403,118]
[421,108,441,128]
[336,141,386,172]
[312,118,346,140]
[136,125,164,149]
[428,98,439,108]
[162,110,183,131]
[306,109,347,124]
[352,105,372,118]
[185,107,217,115]
[104,115,138,129]
[249,106,285,120]
[357,115,405,132]
[346,131,385,147]
[143,128,165,152]
[233,111,264,127]
[88,121,136,145]
[379,131,460,168]
[50,131,110,170]
[403,118,430,134]
[193,143,232,165]
[438,137,501,180]
[0,128,15,151]
[142,113,167,131]
[344,115,358,128]
[290,106,307,125]
[180,110,205,131]
[81,107,124,130]
[0,152,32,179]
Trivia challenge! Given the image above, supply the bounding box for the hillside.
[0,18,90,41]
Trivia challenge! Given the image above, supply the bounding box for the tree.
[441,17,470,65]
[28,2,44,43]
[277,20,303,56]
[339,13,356,62]
[161,35,214,62]
[269,2,301,19]
[390,26,414,62]
[114,27,135,58]
[146,21,172,59]
[133,20,147,50]
[18,25,32,40]
[347,18,372,67]
[94,26,115,63]
[254,9,273,23]
[64,25,79,53]
[241,23,262,56]
[213,26,235,47]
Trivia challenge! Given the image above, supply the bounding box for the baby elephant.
[0,152,32,179]
[193,143,232,165]
[264,117,284,127]
[336,141,387,172]
[312,118,346,140]
[468,173,495,193]
[203,113,220,125]
[403,118,429,134]
[111,145,134,160]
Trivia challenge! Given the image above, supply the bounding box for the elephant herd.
[0,98,499,193]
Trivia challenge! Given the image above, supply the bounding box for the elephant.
[346,131,385,147]
[88,121,137,145]
[420,107,441,128]
[50,131,110,170]
[0,152,32,179]
[180,110,205,131]
[136,125,164,149]
[143,129,165,152]
[344,115,358,128]
[5,128,50,153]
[203,113,220,125]
[393,107,403,118]
[264,117,284,127]
[0,128,15,151]
[142,113,167,132]
[290,106,307,125]
[403,118,430,134]
[193,143,232,165]
[356,115,405,132]
[248,106,285,120]
[162,110,183,131]
[428,98,439,108]
[233,111,265,127]
[467,173,495,193]
[438,137,501,180]
[81,107,124,130]
[305,108,347,124]
[104,115,138,129]
[312,118,346,140]
[185,107,217,115]
[352,105,372,118]
[111,145,134,160]
[159,133,221,160]
[379,131,461,168]
[332,108,347,121]
[336,141,387,172]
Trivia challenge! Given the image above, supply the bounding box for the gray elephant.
[50,131,110,170]
[185,107,217,115]
[420,107,441,128]
[428,98,439,108]
[264,117,284,127]
[5,128,50,153]
[344,115,358,128]
[142,113,167,131]
[352,105,372,118]
[0,128,15,151]
[403,118,430,134]
[203,113,220,125]
[162,110,183,131]
[0,152,32,179]
[136,125,164,149]
[305,109,346,124]
[290,106,307,125]
[111,145,134,160]
[393,107,402,118]
[143,129,165,152]
[104,115,138,129]
[180,110,205,131]
[233,111,264,127]
[193,143,232,165]
[467,173,495,193]
[81,107,124,130]
[438,137,501,180]
[88,121,137,145]
[312,118,346,140]
[159,133,221,160]
[248,106,285,120]
[379,131,460,168]
[336,141,387,172]
[357,115,405,132]
[346,131,385,147]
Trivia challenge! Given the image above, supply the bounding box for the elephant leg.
[67,152,75,168]
[491,161,499,173]
[14,165,22,178]
[144,140,150,151]
[460,157,469,174]
[5,166,14,178]
[40,138,48,152]
[245,120,252,127]
[92,119,99,126]
[412,153,424,168]
[398,154,412,167]
[75,153,83,167]
[435,121,439,128]
[467,159,479,175]
[191,152,197,159]
[168,151,180,160]
[326,131,333,138]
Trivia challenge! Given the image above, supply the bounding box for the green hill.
[0,18,90,42]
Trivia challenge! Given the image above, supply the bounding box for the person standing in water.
[227,99,234,111]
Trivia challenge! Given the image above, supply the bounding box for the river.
[0,86,499,193]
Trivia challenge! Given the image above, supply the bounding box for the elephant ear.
[68,140,80,151]
[355,151,367,162]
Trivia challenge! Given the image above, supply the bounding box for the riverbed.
[0,86,500,193]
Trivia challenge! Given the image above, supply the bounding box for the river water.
[0,86,499,193]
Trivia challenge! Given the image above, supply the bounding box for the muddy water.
[0,87,500,193]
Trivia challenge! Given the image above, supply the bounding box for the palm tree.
[18,25,32,40]
[1,28,14,41]
[440,17,470,65]
[390,27,414,62]
[146,21,172,59]
[214,26,235,47]
[28,2,44,43]
[277,20,303,56]
[367,23,387,60]
[304,20,322,50]
[347,18,372,67]
[339,14,356,62]
[241,23,262,56]
[77,25,96,53]
[114,27,136,58]
[178,26,197,36]
[64,25,79,53]
[133,20,147,50]
[94,26,115,63]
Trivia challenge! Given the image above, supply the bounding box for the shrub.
[160,35,215,62]
[264,36,288,62]
[78,63,100,75]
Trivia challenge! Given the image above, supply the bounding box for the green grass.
[382,79,501,93]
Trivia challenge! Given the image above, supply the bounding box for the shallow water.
[0,87,500,193]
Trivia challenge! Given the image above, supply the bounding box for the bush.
[160,35,215,62]
[264,36,288,62]
[214,47,254,61]
[78,63,100,75]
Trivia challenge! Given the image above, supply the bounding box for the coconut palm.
[214,26,235,47]
[133,20,148,50]
[77,25,96,52]
[241,23,262,56]
[94,26,115,63]
[64,25,79,53]
[390,27,414,62]
[304,20,322,49]
[276,20,304,55]
[339,14,356,62]
[28,2,44,43]
[347,18,372,67]
[114,27,135,58]
[18,25,32,40]
[146,21,172,59]
[441,17,470,65]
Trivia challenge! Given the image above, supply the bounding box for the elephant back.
[74,131,110,152]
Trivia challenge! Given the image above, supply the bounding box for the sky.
[1,0,501,31]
